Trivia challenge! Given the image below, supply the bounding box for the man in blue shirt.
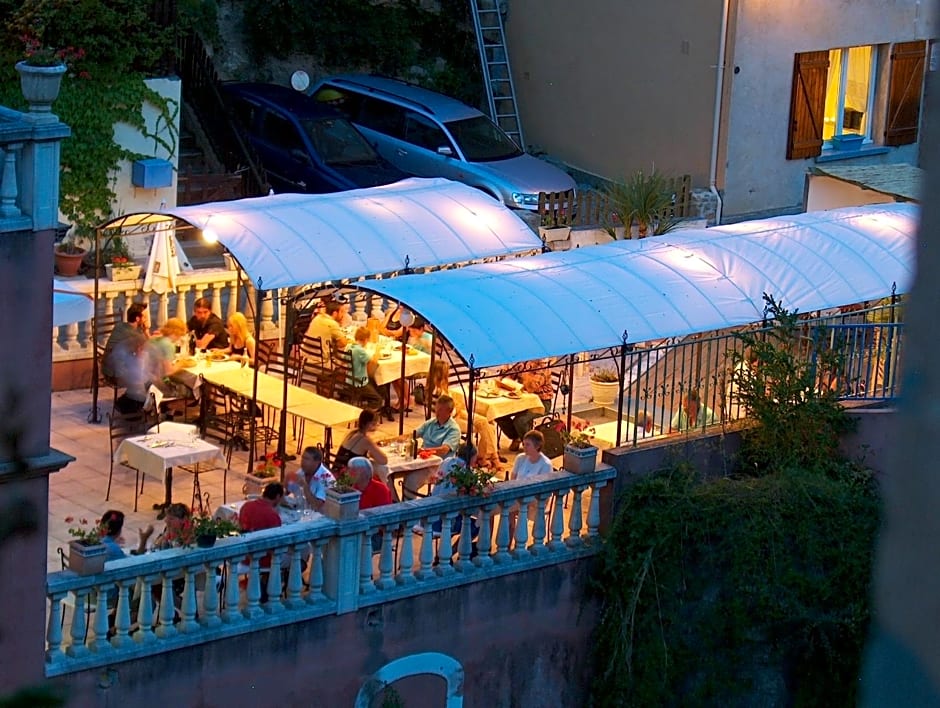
[415,395,462,459]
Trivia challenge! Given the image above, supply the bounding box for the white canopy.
[158,178,542,290]
[362,203,917,368]
[53,280,94,327]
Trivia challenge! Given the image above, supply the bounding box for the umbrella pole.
[398,326,408,436]
[566,354,575,431]
[615,331,629,447]
[279,292,290,477]
[249,279,263,477]
[466,356,476,446]
[88,226,102,423]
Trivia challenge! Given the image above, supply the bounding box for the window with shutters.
[787,40,927,160]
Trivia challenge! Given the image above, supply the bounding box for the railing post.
[265,548,284,613]
[111,582,133,648]
[244,556,263,619]
[377,526,396,590]
[493,503,512,564]
[88,589,111,653]
[155,572,179,637]
[549,490,566,551]
[359,532,376,594]
[66,591,89,657]
[455,512,475,572]
[436,512,456,576]
[178,566,199,632]
[587,481,606,540]
[221,560,241,623]
[530,495,548,556]
[396,525,416,585]
[201,564,222,627]
[512,498,531,560]
[307,541,327,603]
[285,544,305,609]
[323,525,363,612]
[566,487,585,548]
[473,505,494,568]
[134,575,158,643]
[46,594,65,661]
[416,519,436,580]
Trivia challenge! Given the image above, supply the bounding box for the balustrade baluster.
[493,504,512,564]
[244,556,263,619]
[265,548,284,613]
[512,497,532,559]
[285,544,305,609]
[111,582,133,647]
[210,282,223,317]
[474,505,494,568]
[376,525,396,590]
[359,532,376,594]
[455,512,475,572]
[156,292,169,328]
[227,280,239,321]
[260,289,275,334]
[396,525,416,585]
[134,576,157,643]
[0,143,21,218]
[179,567,200,632]
[175,286,189,321]
[566,487,585,547]
[222,560,242,623]
[549,490,566,551]
[530,495,548,556]
[201,563,222,627]
[89,589,113,651]
[63,322,80,352]
[416,519,435,580]
[307,542,326,603]
[436,512,455,576]
[155,572,178,637]
[66,591,89,657]
[46,594,64,660]
[587,482,606,540]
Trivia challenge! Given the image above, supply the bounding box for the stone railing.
[45,467,615,677]
[52,268,270,361]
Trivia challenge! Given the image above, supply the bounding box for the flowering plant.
[108,236,131,266]
[66,516,105,545]
[255,453,281,479]
[21,36,86,69]
[331,471,358,493]
[438,461,494,497]
[191,511,240,540]
[556,419,594,449]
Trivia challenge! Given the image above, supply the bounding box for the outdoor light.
[202,227,218,244]
[399,309,415,327]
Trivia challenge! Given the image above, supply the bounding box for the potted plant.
[65,516,108,575]
[604,169,680,239]
[538,202,572,250]
[104,236,141,281]
[242,453,281,497]
[54,230,87,277]
[323,472,362,522]
[436,460,495,497]
[561,424,598,475]
[190,511,240,548]
[590,367,621,406]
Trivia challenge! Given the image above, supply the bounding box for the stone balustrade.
[45,467,615,677]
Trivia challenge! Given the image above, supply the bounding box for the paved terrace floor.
[48,370,608,573]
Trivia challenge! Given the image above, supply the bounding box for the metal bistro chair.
[106,405,155,512]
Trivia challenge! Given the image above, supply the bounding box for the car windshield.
[300,117,380,166]
[444,116,523,162]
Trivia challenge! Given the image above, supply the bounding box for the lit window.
[823,46,876,142]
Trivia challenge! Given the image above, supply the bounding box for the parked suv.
[310,75,576,210]
[222,82,407,195]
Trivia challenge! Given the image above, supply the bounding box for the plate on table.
[379,353,392,360]
[506,391,522,399]
[477,390,499,399]
[177,357,197,368]
[207,351,229,362]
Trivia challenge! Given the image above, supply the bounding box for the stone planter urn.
[105,263,142,281]
[15,61,67,116]
[563,444,598,474]
[323,487,361,522]
[68,540,107,576]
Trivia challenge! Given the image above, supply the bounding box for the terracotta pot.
[55,248,86,277]
[15,61,67,115]
[68,540,107,576]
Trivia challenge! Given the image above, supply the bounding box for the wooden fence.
[538,174,692,229]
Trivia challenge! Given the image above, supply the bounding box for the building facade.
[505,0,936,221]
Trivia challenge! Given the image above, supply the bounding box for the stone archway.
[354,652,464,708]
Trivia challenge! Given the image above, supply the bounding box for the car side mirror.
[436,146,453,157]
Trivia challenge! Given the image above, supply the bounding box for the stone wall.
[55,560,598,707]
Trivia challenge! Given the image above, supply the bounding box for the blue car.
[222,82,407,194]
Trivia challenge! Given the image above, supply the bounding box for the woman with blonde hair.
[427,360,502,472]
[225,312,256,365]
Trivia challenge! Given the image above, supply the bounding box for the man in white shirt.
[291,446,334,511]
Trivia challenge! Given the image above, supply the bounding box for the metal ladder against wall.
[469,0,525,149]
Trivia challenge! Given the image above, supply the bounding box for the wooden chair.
[107,406,153,512]
[298,334,328,369]
[184,383,236,504]
[93,310,124,400]
[255,339,275,370]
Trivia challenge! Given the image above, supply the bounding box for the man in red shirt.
[238,482,284,531]
[350,457,391,509]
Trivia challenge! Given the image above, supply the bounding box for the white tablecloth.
[214,499,323,526]
[114,434,222,483]
[451,386,544,422]
[586,420,639,448]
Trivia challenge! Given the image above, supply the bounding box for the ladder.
[469,0,525,149]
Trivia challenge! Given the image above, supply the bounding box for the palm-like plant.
[604,169,680,238]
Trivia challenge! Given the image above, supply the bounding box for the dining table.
[341,330,432,387]
[450,385,545,422]
[382,445,442,501]
[189,362,362,463]
[114,422,223,514]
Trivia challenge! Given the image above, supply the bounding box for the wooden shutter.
[885,40,927,146]
[786,51,830,160]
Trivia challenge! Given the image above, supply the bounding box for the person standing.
[188,297,229,350]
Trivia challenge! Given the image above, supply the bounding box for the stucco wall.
[56,561,598,708]
[722,0,935,219]
[505,0,724,187]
